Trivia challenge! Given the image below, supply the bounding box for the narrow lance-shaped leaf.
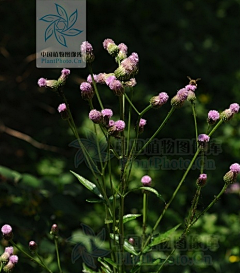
[149,223,181,247]
[70,171,103,199]
[110,234,139,256]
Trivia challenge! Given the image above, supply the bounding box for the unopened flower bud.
[141,175,152,187]
[50,224,58,236]
[138,118,147,134]
[196,173,207,187]
[1,225,13,241]
[128,238,134,245]
[29,241,38,252]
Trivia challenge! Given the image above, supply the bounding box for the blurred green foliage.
[0,0,240,272]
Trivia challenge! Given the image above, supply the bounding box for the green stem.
[142,191,148,248]
[191,102,198,144]
[208,119,223,137]
[10,241,52,273]
[54,237,63,273]
[136,107,175,156]
[143,147,201,250]
[88,65,104,109]
[125,93,140,115]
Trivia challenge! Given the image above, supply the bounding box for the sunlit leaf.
[110,234,139,255]
[149,223,181,247]
[71,171,103,199]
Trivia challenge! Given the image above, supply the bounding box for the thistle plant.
[1,38,239,273]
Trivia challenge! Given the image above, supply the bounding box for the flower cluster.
[1,225,18,272]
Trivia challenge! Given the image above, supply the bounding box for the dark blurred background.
[0,0,240,272]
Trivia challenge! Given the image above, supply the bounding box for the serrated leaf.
[71,171,103,199]
[110,234,139,256]
[149,223,181,247]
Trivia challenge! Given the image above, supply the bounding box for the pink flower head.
[207,110,220,124]
[81,41,95,63]
[105,75,116,86]
[103,38,115,50]
[109,79,124,95]
[114,120,125,131]
[38,78,47,87]
[185,84,197,91]
[5,247,14,255]
[1,224,12,235]
[139,118,147,128]
[118,43,128,54]
[87,74,97,84]
[101,109,113,118]
[141,175,152,186]
[150,92,169,108]
[81,41,93,53]
[177,88,189,101]
[129,52,139,66]
[208,110,220,121]
[89,109,102,124]
[95,73,107,84]
[125,78,137,87]
[198,134,210,143]
[80,82,94,100]
[29,241,38,251]
[230,163,240,174]
[61,68,70,76]
[109,120,115,127]
[197,173,207,187]
[9,255,18,264]
[57,103,67,113]
[229,103,240,114]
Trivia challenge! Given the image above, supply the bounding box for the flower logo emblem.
[39,3,83,47]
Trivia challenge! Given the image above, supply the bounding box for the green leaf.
[105,214,141,224]
[125,187,165,203]
[140,187,165,203]
[70,171,103,199]
[123,214,142,224]
[103,258,117,269]
[0,165,22,183]
[82,263,99,273]
[86,198,104,203]
[110,234,139,256]
[149,223,181,247]
[98,258,113,272]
